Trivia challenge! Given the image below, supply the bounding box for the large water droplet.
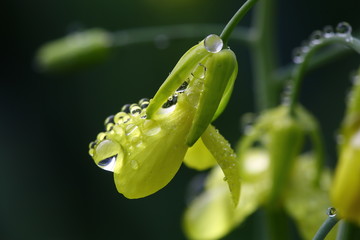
[323,25,334,38]
[336,22,352,37]
[98,155,117,172]
[125,124,140,137]
[327,207,337,217]
[204,34,223,53]
[292,47,304,64]
[309,30,323,46]
[96,132,107,141]
[130,159,139,170]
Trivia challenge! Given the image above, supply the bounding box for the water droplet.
[176,81,189,93]
[105,123,114,131]
[323,25,334,38]
[114,112,127,124]
[336,22,352,37]
[292,47,304,64]
[162,94,178,108]
[96,132,107,141]
[98,155,117,172]
[121,104,131,113]
[88,148,94,157]
[310,30,323,46]
[154,34,169,49]
[327,207,337,217]
[204,34,223,53]
[300,40,310,53]
[138,98,150,109]
[130,104,141,116]
[130,160,139,170]
[89,141,97,149]
[125,124,140,137]
[143,120,162,136]
[112,124,125,135]
[104,115,115,125]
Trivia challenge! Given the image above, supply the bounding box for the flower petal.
[184,138,217,170]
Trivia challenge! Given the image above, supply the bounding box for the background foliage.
[1,0,359,239]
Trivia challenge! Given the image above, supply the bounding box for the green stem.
[313,216,340,240]
[251,0,279,111]
[336,220,360,240]
[289,36,360,115]
[264,206,290,240]
[112,24,251,47]
[220,0,260,47]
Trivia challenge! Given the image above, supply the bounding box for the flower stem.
[220,0,260,47]
[313,216,340,240]
[250,0,279,110]
[112,24,252,47]
[288,36,360,115]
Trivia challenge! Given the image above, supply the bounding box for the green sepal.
[186,49,237,146]
[212,61,238,121]
[146,41,210,118]
[201,125,241,206]
[35,28,112,73]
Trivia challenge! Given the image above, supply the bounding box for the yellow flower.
[89,34,241,203]
[331,69,360,225]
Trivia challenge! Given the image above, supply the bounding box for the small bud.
[35,28,112,73]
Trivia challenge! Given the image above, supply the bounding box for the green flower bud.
[35,28,112,73]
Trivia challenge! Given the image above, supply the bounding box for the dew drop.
[309,30,323,46]
[89,141,97,149]
[104,115,115,125]
[327,207,337,217]
[88,148,94,157]
[130,160,139,170]
[323,25,334,38]
[300,40,310,53]
[130,104,142,116]
[125,124,140,137]
[96,132,107,141]
[105,123,114,131]
[336,22,352,37]
[98,155,117,172]
[292,47,304,64]
[121,104,131,113]
[138,98,150,109]
[204,34,223,53]
[112,124,125,135]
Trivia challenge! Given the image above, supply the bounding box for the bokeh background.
[1,0,360,239]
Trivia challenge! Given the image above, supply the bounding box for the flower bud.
[35,28,112,73]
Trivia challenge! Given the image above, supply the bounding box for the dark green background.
[1,0,360,239]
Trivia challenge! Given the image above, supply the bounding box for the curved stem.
[336,220,360,240]
[289,36,360,115]
[313,216,340,240]
[220,0,260,47]
[112,24,251,47]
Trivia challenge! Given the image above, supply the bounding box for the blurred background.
[1,0,360,239]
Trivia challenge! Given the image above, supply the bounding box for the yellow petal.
[184,138,217,170]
